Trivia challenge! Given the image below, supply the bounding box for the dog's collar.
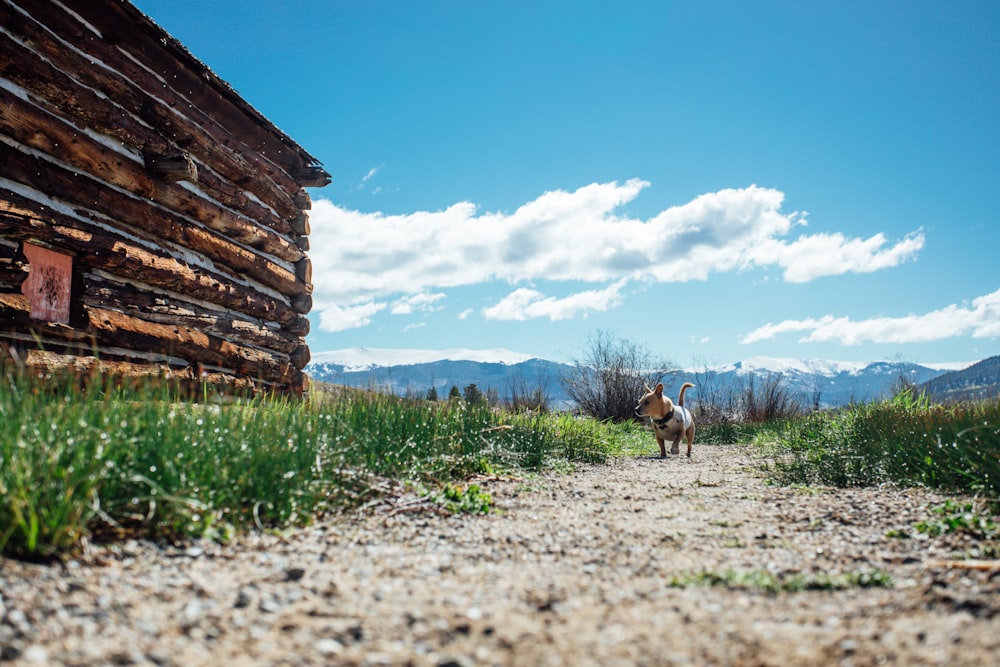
[653,410,675,427]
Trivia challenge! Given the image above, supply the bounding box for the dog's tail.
[678,382,695,406]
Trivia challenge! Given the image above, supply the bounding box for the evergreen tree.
[426,385,439,401]
[448,385,462,401]
[463,383,485,405]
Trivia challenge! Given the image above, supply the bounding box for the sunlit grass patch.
[755,395,1000,499]
[0,372,628,559]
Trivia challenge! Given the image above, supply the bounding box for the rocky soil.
[2,445,999,666]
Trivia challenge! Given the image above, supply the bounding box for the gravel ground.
[2,444,999,666]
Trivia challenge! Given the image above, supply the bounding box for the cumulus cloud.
[482,280,627,321]
[750,231,927,283]
[390,292,445,315]
[309,182,924,332]
[741,288,1000,345]
[316,301,386,333]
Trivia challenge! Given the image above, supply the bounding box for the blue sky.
[132,0,1000,367]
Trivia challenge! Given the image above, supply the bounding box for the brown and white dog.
[634,382,695,458]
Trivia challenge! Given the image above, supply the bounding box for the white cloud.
[309,182,924,331]
[351,164,384,192]
[482,280,627,321]
[390,292,445,315]
[317,301,386,333]
[750,231,925,283]
[741,287,1000,345]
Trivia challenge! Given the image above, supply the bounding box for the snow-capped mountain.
[305,349,977,408]
[700,357,969,407]
[310,347,534,372]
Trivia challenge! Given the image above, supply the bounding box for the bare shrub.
[561,331,674,422]
[505,371,551,413]
[737,372,803,422]
[690,360,740,424]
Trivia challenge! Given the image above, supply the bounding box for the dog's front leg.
[670,436,681,456]
[656,437,667,459]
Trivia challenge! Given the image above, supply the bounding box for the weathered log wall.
[0,0,329,393]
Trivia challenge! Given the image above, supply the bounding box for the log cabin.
[1,0,330,394]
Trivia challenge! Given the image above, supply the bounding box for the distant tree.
[448,385,462,401]
[426,385,439,402]
[463,383,486,405]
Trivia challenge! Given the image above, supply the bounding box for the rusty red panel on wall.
[21,243,73,324]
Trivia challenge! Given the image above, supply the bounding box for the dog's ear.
[654,383,664,396]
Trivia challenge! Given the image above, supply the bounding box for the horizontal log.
[0,10,308,220]
[291,166,332,188]
[285,315,311,337]
[0,88,306,266]
[83,272,304,355]
[88,306,291,382]
[295,258,312,285]
[142,151,198,183]
[0,293,293,383]
[0,139,309,297]
[289,344,311,370]
[0,242,27,289]
[289,214,310,236]
[3,1,306,198]
[294,189,312,210]
[291,293,313,315]
[55,0,328,186]
[1,346,266,395]
[0,192,300,325]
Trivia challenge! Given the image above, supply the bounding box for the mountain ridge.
[306,348,983,408]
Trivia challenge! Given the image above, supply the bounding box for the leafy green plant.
[426,483,494,514]
[913,500,999,539]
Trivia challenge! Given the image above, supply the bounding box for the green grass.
[912,499,1000,540]
[423,483,494,514]
[0,373,627,559]
[7,366,997,561]
[755,394,1000,501]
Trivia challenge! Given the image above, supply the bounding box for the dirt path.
[2,445,999,666]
